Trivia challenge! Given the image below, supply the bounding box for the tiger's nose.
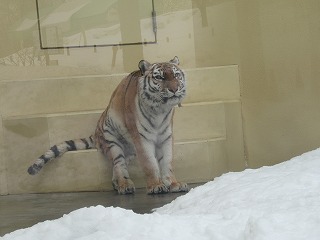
[166,82,179,93]
[168,87,178,94]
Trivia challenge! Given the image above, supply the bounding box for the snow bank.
[2,148,320,240]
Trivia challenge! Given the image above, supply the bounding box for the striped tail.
[27,136,95,175]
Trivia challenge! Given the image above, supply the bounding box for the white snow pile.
[3,148,320,240]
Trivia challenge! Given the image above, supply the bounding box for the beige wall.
[192,0,320,167]
[236,0,320,167]
[0,0,319,194]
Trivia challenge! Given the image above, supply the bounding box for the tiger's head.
[138,56,186,109]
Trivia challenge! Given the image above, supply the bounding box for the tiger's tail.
[27,136,95,175]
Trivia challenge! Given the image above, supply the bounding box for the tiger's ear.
[138,60,151,75]
[169,56,180,65]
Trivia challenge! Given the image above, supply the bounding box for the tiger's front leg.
[137,138,170,194]
[157,136,189,193]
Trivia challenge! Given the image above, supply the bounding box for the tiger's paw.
[169,182,189,193]
[113,178,135,194]
[147,183,169,195]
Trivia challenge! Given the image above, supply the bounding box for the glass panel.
[36,0,155,48]
[0,0,241,80]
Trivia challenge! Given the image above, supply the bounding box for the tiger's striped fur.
[27,56,188,194]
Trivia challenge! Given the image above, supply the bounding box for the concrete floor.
[0,183,200,236]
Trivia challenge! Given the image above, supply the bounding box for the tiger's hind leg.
[98,113,136,194]
[105,142,135,194]
[111,156,135,195]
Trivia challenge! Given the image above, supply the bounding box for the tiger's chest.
[135,96,174,144]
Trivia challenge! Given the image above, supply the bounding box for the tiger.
[27,56,188,195]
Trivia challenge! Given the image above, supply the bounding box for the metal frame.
[35,0,157,49]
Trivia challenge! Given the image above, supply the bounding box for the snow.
[2,148,320,240]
